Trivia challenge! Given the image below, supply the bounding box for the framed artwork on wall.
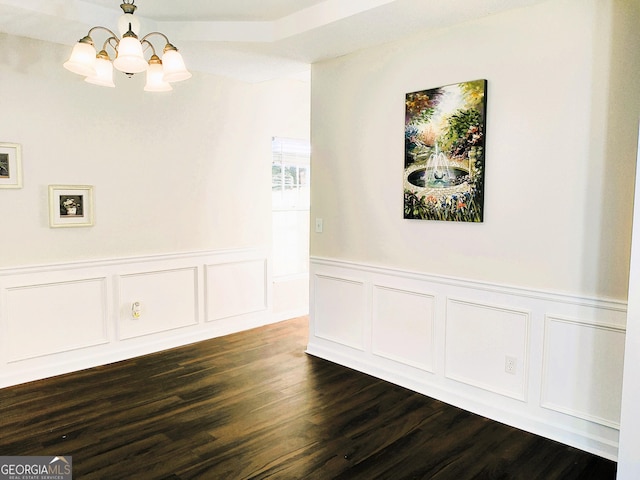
[404,79,487,222]
[48,185,94,228]
[0,142,23,189]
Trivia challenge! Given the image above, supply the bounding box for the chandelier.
[63,0,191,92]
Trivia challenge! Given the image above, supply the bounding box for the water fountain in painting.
[406,143,468,188]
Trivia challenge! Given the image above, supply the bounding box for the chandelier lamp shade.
[63,0,191,92]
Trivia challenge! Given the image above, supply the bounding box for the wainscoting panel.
[307,257,627,460]
[541,315,626,428]
[372,285,435,372]
[313,274,366,350]
[445,298,529,401]
[205,259,268,321]
[118,268,199,340]
[0,249,276,389]
[4,278,108,362]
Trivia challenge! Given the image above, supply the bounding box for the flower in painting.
[63,198,78,209]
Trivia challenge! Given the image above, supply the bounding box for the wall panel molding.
[541,315,626,428]
[310,257,627,313]
[205,258,268,322]
[4,278,109,363]
[307,257,627,461]
[313,274,366,350]
[117,267,199,340]
[372,284,435,372]
[0,248,278,388]
[445,297,530,401]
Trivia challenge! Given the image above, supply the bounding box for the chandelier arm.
[141,39,157,56]
[140,31,171,46]
[87,26,120,41]
[107,37,119,52]
[101,37,119,54]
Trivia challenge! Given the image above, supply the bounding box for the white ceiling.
[81,0,330,22]
[0,0,549,82]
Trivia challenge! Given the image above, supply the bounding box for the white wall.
[310,0,639,301]
[618,131,640,478]
[308,0,640,461]
[0,32,310,386]
[0,33,310,267]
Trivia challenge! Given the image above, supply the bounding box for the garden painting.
[404,79,487,222]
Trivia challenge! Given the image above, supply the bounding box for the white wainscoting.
[205,258,268,322]
[314,274,366,350]
[0,249,274,388]
[307,257,627,460]
[372,285,435,372]
[5,277,109,362]
[445,298,529,401]
[118,267,199,340]
[541,315,626,428]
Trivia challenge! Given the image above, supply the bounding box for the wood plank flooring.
[0,317,616,479]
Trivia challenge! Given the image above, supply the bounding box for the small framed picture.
[0,142,23,189]
[49,185,94,228]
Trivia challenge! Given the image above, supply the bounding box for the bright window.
[272,137,310,278]
[272,137,310,211]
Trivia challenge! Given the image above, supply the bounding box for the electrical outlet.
[132,301,142,319]
[505,356,517,375]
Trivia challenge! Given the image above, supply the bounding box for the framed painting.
[0,142,23,189]
[404,79,487,222]
[49,185,94,228]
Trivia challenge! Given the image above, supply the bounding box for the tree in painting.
[404,79,486,222]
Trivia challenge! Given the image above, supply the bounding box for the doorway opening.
[271,137,311,318]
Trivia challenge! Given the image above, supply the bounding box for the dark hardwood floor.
[0,317,616,479]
